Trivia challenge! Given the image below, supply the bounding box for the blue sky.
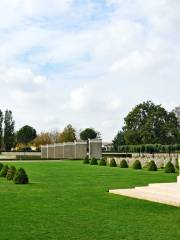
[0,0,179,140]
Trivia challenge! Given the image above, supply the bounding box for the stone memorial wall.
[41,140,102,160]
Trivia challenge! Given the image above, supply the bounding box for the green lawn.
[0,160,179,240]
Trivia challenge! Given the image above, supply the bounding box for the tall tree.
[0,110,3,149]
[17,125,37,145]
[80,128,98,140]
[123,101,180,145]
[112,131,125,151]
[59,124,76,143]
[4,110,15,151]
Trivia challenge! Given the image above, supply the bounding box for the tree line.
[112,101,180,152]
[0,110,100,152]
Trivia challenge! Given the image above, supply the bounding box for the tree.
[17,125,37,145]
[112,131,125,151]
[123,101,180,145]
[80,128,98,140]
[173,107,180,124]
[4,110,15,151]
[33,132,53,147]
[59,124,76,143]
[0,110,3,149]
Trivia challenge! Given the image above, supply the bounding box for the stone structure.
[109,157,180,207]
[41,139,102,160]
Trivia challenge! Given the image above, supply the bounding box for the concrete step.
[135,184,180,197]
[109,183,180,207]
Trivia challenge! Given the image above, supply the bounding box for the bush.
[99,158,106,166]
[13,168,29,184]
[147,160,157,171]
[120,159,128,168]
[0,165,9,177]
[83,156,89,164]
[132,160,142,170]
[0,163,3,171]
[165,161,175,173]
[6,166,16,180]
[90,157,98,165]
[110,158,117,167]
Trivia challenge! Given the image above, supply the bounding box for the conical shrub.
[165,161,175,173]
[13,168,29,184]
[132,160,142,170]
[99,158,106,166]
[120,159,128,168]
[90,157,98,165]
[110,158,117,167]
[6,166,16,180]
[0,165,9,177]
[0,163,3,171]
[83,156,89,164]
[147,160,157,171]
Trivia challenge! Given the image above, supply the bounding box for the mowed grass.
[0,160,180,240]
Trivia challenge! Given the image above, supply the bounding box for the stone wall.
[41,140,102,160]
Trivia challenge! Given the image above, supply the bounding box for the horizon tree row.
[113,101,180,151]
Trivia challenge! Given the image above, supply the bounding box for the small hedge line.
[0,163,29,184]
[83,157,177,173]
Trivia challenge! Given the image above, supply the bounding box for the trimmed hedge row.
[83,158,176,173]
[0,163,29,184]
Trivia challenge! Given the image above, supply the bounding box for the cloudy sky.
[0,0,179,141]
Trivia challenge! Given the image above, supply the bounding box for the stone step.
[109,183,180,207]
[135,184,180,197]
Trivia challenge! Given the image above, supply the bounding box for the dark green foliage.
[0,165,9,177]
[4,110,15,151]
[6,166,16,180]
[17,125,37,145]
[112,131,125,151]
[147,160,157,171]
[164,161,175,173]
[123,101,180,145]
[99,158,106,166]
[13,168,29,184]
[120,159,128,168]
[83,156,89,164]
[132,160,142,170]
[80,128,98,140]
[0,163,3,171]
[110,158,117,167]
[90,157,98,165]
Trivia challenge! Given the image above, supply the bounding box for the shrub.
[99,158,106,166]
[120,159,128,168]
[165,161,175,173]
[110,158,117,167]
[13,168,29,184]
[0,165,9,177]
[90,157,98,165]
[83,156,89,164]
[132,160,142,170]
[147,160,157,171]
[0,163,3,171]
[6,166,16,180]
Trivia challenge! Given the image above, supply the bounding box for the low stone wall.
[105,153,178,168]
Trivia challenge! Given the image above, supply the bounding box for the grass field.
[0,160,180,240]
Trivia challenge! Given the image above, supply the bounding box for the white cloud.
[0,0,179,141]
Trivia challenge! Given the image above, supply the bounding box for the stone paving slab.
[109,183,180,207]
